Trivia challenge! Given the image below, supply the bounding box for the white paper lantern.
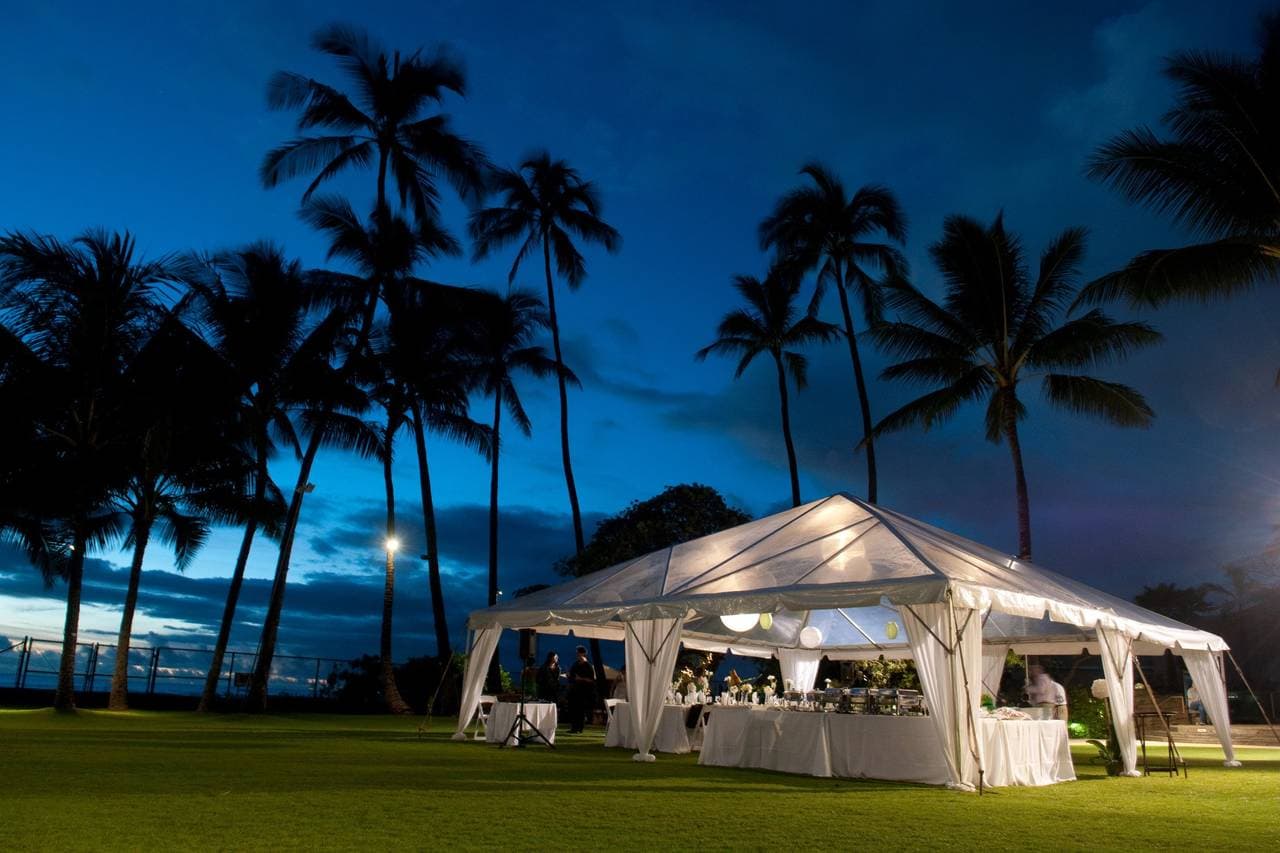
[719,612,758,633]
[799,626,823,648]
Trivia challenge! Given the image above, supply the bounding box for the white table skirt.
[485,701,557,746]
[698,709,1074,787]
[604,702,700,753]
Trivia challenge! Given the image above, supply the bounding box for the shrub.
[1067,683,1108,738]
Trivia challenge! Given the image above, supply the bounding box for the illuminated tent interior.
[454,493,1238,786]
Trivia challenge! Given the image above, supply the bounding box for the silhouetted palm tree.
[370,368,412,714]
[696,264,840,507]
[245,200,435,710]
[0,230,173,710]
[470,289,563,608]
[382,283,491,662]
[469,152,620,556]
[106,310,253,710]
[261,23,487,218]
[871,215,1161,558]
[1082,16,1280,307]
[190,245,337,712]
[760,163,907,503]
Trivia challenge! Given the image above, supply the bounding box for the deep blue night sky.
[3,1,1279,673]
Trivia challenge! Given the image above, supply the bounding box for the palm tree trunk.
[411,405,451,662]
[833,268,878,503]
[246,293,381,712]
[1003,406,1033,559]
[53,533,87,712]
[376,148,389,216]
[774,353,802,507]
[198,451,268,712]
[108,519,152,711]
[380,418,410,714]
[486,390,503,693]
[246,427,325,711]
[542,239,585,555]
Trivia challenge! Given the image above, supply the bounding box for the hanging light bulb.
[719,613,758,633]
[885,620,899,640]
[799,626,824,648]
[758,613,774,631]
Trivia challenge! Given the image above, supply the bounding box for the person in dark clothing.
[536,651,561,703]
[566,645,595,733]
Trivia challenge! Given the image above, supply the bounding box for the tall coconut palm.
[106,307,256,710]
[186,245,341,712]
[469,152,620,557]
[470,289,565,690]
[0,230,172,711]
[1081,15,1280,307]
[696,264,840,507]
[470,289,563,606]
[870,215,1161,558]
[382,283,491,662]
[261,23,487,219]
[759,163,907,503]
[244,201,433,710]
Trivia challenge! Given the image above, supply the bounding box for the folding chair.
[472,694,497,740]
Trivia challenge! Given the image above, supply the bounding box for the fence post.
[147,647,160,694]
[225,651,236,698]
[83,643,99,692]
[14,636,30,688]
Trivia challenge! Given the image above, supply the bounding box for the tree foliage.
[556,484,751,577]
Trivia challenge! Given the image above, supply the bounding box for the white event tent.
[454,493,1238,788]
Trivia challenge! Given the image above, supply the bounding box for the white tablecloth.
[604,701,701,753]
[699,709,1074,787]
[485,701,557,746]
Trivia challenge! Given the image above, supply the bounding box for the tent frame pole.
[1225,650,1280,747]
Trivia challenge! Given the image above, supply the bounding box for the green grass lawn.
[1,709,1276,851]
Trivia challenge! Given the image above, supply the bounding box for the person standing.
[566,646,595,733]
[536,651,562,704]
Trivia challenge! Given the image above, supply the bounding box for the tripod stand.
[499,657,554,749]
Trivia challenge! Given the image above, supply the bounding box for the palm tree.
[696,264,840,507]
[470,289,563,607]
[382,284,491,662]
[244,200,450,710]
[187,245,337,713]
[870,215,1161,558]
[0,230,173,711]
[470,289,564,690]
[759,163,907,503]
[261,23,487,219]
[469,152,620,556]
[1081,16,1280,307]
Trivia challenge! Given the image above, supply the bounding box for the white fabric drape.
[901,600,985,790]
[1182,649,1239,766]
[981,645,1010,700]
[623,616,686,761]
[1095,626,1140,776]
[452,627,502,742]
[777,647,824,692]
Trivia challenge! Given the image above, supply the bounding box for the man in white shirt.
[1025,666,1069,721]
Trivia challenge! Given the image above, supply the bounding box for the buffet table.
[698,708,1074,787]
[484,701,557,746]
[604,701,701,754]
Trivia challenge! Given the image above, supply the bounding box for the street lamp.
[385,536,400,554]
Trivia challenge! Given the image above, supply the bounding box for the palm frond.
[1042,374,1155,428]
[1022,311,1162,370]
[1075,238,1280,308]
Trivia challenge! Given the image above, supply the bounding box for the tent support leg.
[1225,650,1280,747]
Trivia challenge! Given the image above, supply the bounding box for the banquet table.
[484,701,557,746]
[698,708,1074,787]
[604,701,701,754]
